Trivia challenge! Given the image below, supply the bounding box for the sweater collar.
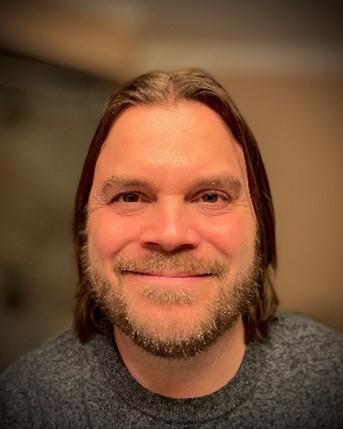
[88,324,265,424]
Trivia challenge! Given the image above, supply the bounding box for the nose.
[139,198,200,253]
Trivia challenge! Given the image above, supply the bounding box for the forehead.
[94,101,248,186]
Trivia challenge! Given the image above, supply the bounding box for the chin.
[129,299,207,336]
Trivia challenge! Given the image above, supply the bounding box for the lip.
[123,271,211,277]
[130,271,208,277]
[122,271,212,285]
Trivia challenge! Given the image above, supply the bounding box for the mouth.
[122,271,212,278]
[121,271,213,287]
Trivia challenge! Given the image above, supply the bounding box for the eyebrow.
[192,175,242,196]
[101,176,152,197]
[101,174,243,198]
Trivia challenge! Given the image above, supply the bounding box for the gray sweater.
[1,314,342,428]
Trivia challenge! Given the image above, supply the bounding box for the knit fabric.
[1,314,342,428]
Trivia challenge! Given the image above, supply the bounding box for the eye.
[112,192,144,203]
[198,191,230,203]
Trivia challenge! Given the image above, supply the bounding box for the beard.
[82,240,262,360]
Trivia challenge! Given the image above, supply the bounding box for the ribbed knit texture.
[1,314,342,428]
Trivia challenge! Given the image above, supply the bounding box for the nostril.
[142,241,197,253]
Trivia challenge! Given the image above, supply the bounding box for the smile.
[122,271,212,285]
[126,271,210,277]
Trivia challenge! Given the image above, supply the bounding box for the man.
[1,69,342,428]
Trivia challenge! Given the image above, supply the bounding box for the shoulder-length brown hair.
[73,69,278,343]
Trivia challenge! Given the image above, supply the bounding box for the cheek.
[88,211,140,260]
[202,213,256,257]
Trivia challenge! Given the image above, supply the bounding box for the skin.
[87,101,257,398]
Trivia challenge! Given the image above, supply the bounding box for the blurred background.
[0,0,342,371]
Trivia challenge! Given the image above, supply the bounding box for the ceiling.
[1,0,342,81]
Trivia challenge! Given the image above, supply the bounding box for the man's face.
[86,101,259,358]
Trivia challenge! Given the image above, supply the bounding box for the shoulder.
[267,313,343,371]
[0,330,92,428]
[261,314,343,421]
[1,329,86,386]
[269,313,343,356]
[250,314,343,427]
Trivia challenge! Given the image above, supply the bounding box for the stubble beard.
[82,241,262,360]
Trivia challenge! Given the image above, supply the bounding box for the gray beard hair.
[82,242,263,360]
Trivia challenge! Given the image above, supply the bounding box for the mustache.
[112,252,226,277]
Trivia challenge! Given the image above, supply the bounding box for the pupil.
[205,193,217,202]
[125,193,138,202]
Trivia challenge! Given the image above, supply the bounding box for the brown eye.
[202,192,219,203]
[115,192,141,203]
[200,192,228,203]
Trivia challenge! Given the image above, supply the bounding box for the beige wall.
[221,75,343,331]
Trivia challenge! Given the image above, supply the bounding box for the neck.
[113,319,246,399]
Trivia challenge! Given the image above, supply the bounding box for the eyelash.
[112,192,147,203]
[111,191,231,204]
[196,191,231,203]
